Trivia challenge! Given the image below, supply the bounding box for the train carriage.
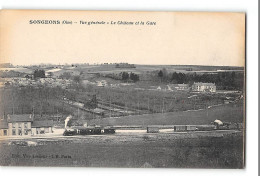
[63,126,114,136]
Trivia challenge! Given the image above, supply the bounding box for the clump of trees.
[121,72,139,82]
[130,72,139,82]
[33,69,45,79]
[122,72,129,81]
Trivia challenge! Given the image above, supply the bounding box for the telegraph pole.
[206,100,209,117]
[56,109,59,122]
[147,98,150,113]
[11,90,14,115]
[124,92,127,115]
[137,92,140,115]
[137,100,140,115]
[153,99,155,114]
[162,98,164,114]
[109,96,112,117]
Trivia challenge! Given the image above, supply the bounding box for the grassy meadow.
[0,132,244,168]
[89,102,244,126]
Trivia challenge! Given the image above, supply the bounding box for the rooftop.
[0,115,54,129]
[0,121,8,129]
[7,114,33,123]
[32,120,53,128]
[193,82,215,86]
[170,84,189,87]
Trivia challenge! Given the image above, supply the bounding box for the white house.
[192,82,216,92]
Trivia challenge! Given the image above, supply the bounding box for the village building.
[96,80,108,87]
[31,120,54,135]
[192,82,216,92]
[168,84,190,91]
[0,114,53,136]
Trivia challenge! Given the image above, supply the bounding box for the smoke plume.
[65,115,72,128]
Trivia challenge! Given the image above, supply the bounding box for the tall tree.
[122,72,129,81]
[158,70,163,82]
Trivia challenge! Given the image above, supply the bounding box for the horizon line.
[0,62,244,68]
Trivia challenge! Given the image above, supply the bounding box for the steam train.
[63,126,115,136]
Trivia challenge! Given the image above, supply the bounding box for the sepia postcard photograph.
[0,10,245,168]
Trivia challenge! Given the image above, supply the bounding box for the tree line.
[157,69,244,90]
[105,72,140,82]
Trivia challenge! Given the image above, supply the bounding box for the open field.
[1,84,242,120]
[88,102,244,126]
[0,64,243,78]
[0,131,243,168]
[74,64,244,74]
[0,67,33,74]
[0,64,243,73]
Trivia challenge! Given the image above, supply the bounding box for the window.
[24,123,28,129]
[24,129,28,135]
[4,130,7,136]
[12,129,16,135]
[12,123,16,128]
[18,123,22,128]
[40,127,45,134]
[18,129,22,136]
[36,128,40,134]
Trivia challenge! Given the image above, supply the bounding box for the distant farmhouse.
[168,84,190,91]
[96,80,108,87]
[115,63,136,68]
[192,82,216,92]
[0,114,53,136]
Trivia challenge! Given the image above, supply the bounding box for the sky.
[0,10,245,66]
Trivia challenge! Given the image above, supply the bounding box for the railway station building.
[0,114,53,136]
